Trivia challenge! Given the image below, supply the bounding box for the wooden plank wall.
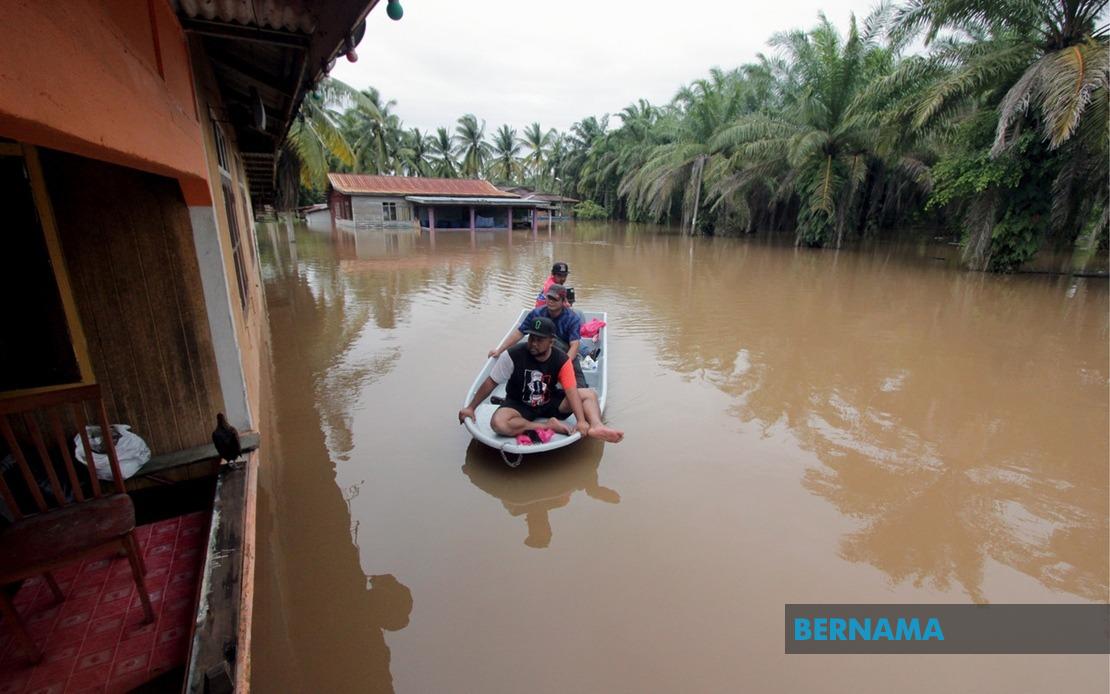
[40,150,225,455]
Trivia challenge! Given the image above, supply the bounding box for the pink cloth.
[516,429,556,445]
[534,275,558,307]
[580,318,606,338]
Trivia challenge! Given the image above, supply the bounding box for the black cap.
[524,316,557,338]
[552,262,569,275]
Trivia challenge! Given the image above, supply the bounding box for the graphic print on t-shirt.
[523,369,551,406]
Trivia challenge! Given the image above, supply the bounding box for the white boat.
[462,308,608,466]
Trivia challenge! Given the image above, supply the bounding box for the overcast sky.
[332,0,880,135]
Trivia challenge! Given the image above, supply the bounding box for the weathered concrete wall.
[352,195,413,229]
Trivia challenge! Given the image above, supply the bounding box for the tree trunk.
[689,156,705,236]
[1070,203,1108,274]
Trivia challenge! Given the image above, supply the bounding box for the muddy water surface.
[250,221,1109,693]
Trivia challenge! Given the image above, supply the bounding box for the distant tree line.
[281,0,1108,271]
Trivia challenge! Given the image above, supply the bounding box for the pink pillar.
[506,206,513,230]
[469,206,476,230]
[428,206,436,230]
[531,207,538,234]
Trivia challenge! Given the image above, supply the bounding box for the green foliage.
[454,114,490,178]
[928,120,1057,270]
[573,200,608,220]
[489,124,523,183]
[927,129,1029,210]
[988,209,1045,271]
[278,2,1107,273]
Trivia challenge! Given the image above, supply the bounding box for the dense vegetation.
[282,0,1108,271]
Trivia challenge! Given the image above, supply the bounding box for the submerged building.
[326,173,553,230]
[497,185,580,218]
[0,1,380,691]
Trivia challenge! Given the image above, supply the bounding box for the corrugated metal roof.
[328,174,518,197]
[495,185,578,204]
[405,196,551,207]
[174,0,318,33]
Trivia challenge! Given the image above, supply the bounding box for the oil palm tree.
[454,114,490,178]
[709,16,899,245]
[489,124,523,183]
[576,101,664,219]
[619,68,749,234]
[561,115,609,196]
[890,0,1109,268]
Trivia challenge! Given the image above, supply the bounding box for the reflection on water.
[251,223,415,692]
[252,220,1108,692]
[463,440,619,548]
[628,238,1109,603]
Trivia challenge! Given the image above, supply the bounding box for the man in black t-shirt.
[460,317,623,443]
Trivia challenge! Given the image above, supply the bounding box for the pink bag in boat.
[580,318,606,338]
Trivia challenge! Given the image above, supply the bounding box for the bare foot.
[587,425,624,443]
[545,418,573,435]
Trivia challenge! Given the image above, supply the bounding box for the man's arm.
[563,312,582,360]
[459,376,498,424]
[566,338,580,361]
[489,329,523,358]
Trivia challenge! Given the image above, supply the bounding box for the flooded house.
[0,1,378,691]
[497,185,579,219]
[326,173,553,231]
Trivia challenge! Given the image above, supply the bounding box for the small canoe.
[462,308,608,466]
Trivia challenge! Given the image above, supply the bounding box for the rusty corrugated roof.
[327,174,519,197]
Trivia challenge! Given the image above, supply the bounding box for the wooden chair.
[0,384,154,664]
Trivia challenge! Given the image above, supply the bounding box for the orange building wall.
[0,1,209,202]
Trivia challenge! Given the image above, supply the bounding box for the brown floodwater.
[250,221,1109,693]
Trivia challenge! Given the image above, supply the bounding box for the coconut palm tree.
[430,127,458,178]
[277,77,374,208]
[454,114,490,178]
[343,87,404,174]
[545,132,569,193]
[519,123,554,185]
[489,124,523,183]
[399,128,433,176]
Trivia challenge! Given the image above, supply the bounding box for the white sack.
[73,424,151,481]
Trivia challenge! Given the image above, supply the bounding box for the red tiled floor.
[0,511,208,694]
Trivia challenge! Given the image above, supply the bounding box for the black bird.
[212,413,242,464]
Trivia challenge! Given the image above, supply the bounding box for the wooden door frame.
[0,143,95,398]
